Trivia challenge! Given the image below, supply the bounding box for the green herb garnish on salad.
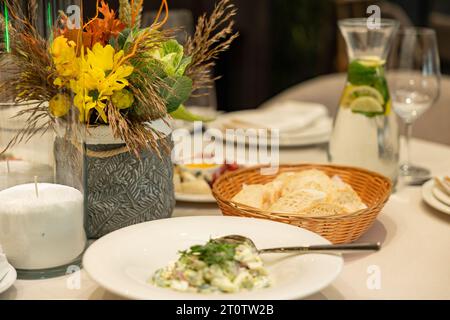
[180,239,238,267]
[151,239,271,293]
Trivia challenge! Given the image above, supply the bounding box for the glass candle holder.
[0,0,86,279]
[0,105,87,279]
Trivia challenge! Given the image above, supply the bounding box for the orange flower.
[85,1,126,46]
[57,0,125,50]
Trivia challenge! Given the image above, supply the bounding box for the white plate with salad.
[83,216,343,300]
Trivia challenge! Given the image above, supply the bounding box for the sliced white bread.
[281,169,333,195]
[231,184,270,209]
[328,175,367,213]
[269,189,327,214]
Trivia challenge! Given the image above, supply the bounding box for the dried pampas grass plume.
[185,0,239,92]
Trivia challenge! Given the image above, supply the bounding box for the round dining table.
[1,138,449,300]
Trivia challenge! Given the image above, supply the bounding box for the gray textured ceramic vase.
[55,129,174,239]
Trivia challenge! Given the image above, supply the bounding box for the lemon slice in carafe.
[358,56,386,67]
[350,96,384,114]
[349,85,384,103]
[341,85,385,108]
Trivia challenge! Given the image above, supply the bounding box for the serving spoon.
[216,235,381,254]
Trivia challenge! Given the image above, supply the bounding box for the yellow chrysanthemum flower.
[112,89,134,109]
[73,86,109,122]
[71,43,134,123]
[51,36,79,85]
[49,93,71,117]
[86,43,116,72]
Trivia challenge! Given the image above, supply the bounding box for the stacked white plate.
[422,176,450,215]
[209,101,332,147]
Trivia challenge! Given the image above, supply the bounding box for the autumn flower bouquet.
[0,0,237,238]
[0,0,237,154]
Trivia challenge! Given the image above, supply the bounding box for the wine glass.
[388,27,441,183]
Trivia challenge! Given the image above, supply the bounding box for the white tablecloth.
[1,139,449,300]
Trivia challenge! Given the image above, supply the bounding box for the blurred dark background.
[81,0,450,111]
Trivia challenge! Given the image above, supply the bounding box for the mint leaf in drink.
[373,77,390,107]
[347,60,377,85]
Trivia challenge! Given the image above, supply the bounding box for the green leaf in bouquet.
[161,76,193,113]
[170,104,215,122]
[149,39,191,77]
[161,53,180,76]
[108,37,117,48]
[117,28,132,50]
[122,27,147,53]
[138,58,166,80]
[161,39,183,57]
[177,56,192,76]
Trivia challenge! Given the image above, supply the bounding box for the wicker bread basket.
[212,164,392,244]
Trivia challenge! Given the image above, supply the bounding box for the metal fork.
[216,234,381,254]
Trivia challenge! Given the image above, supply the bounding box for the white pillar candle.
[0,183,86,270]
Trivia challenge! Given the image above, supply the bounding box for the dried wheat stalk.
[0,1,56,154]
[185,0,239,92]
[119,0,132,27]
[119,0,144,29]
[132,0,144,28]
[27,0,38,29]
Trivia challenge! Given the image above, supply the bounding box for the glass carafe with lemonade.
[329,18,400,184]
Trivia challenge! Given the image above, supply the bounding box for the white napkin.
[0,253,9,281]
[225,101,328,133]
[433,176,450,207]
[434,176,450,197]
